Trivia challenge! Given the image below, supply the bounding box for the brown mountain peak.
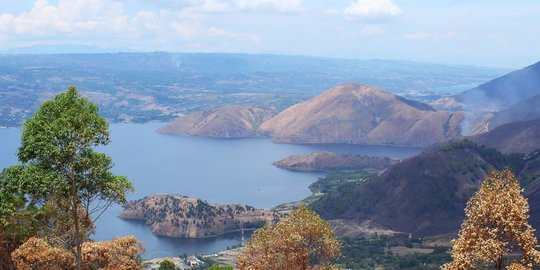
[259,83,461,147]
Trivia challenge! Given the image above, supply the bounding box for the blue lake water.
[0,122,422,258]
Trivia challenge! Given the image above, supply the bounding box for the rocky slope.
[312,140,540,237]
[273,151,398,172]
[157,105,276,138]
[259,83,464,147]
[119,194,279,238]
[468,118,540,154]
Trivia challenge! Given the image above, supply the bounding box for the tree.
[0,87,134,270]
[11,236,143,270]
[237,205,341,270]
[442,168,540,270]
[159,259,176,270]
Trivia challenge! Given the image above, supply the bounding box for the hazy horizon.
[1,0,539,69]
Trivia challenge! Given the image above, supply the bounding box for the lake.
[0,122,422,258]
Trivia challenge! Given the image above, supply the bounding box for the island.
[118,194,280,238]
[273,151,399,172]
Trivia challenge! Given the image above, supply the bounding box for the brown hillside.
[259,83,464,147]
[158,105,276,138]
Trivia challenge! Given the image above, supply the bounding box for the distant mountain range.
[0,53,505,127]
[161,61,540,146]
[1,44,133,54]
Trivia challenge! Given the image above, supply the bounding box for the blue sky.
[0,0,538,68]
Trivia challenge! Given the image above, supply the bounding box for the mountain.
[1,44,132,54]
[273,152,397,172]
[157,105,276,138]
[457,60,540,112]
[118,194,279,238]
[468,118,540,154]
[259,83,465,147]
[312,140,540,237]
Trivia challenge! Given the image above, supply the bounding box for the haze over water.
[0,122,422,258]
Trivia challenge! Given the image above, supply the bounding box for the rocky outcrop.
[273,151,398,172]
[259,83,464,147]
[119,194,279,238]
[158,105,276,138]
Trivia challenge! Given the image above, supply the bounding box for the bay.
[0,122,422,259]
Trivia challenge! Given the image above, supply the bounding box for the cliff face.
[259,83,464,147]
[273,152,398,172]
[157,105,276,138]
[119,194,279,238]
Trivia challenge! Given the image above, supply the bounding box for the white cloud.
[404,32,428,40]
[0,0,127,35]
[0,0,261,49]
[344,0,402,20]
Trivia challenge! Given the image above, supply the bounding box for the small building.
[186,256,203,267]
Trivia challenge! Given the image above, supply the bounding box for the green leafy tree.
[159,259,177,270]
[0,87,134,270]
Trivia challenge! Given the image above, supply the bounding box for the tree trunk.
[496,256,503,270]
[71,176,82,270]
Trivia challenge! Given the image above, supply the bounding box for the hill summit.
[259,83,464,147]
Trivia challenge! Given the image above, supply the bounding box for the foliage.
[0,87,135,269]
[236,205,341,270]
[437,140,527,173]
[309,170,373,194]
[337,237,451,270]
[207,265,234,270]
[159,259,176,270]
[442,168,540,270]
[11,236,144,270]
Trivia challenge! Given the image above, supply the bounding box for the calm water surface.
[0,122,422,258]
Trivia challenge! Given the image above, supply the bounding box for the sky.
[0,0,539,68]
